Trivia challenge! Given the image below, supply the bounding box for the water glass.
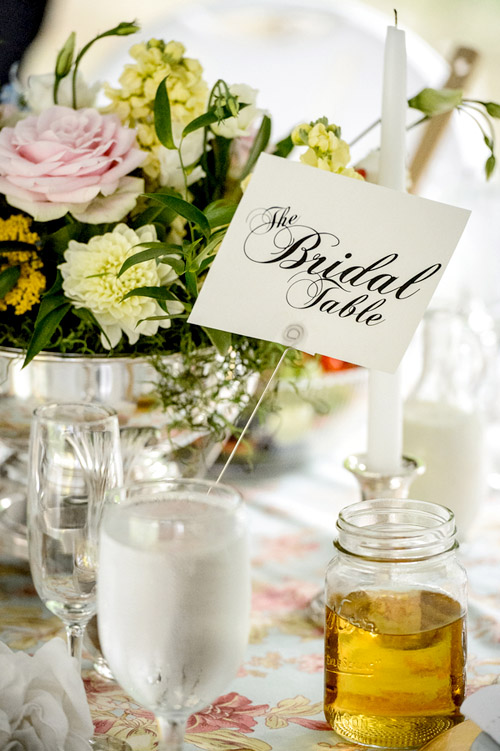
[27,402,123,666]
[98,478,250,751]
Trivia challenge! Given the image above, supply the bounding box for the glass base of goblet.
[90,735,132,750]
[85,615,115,680]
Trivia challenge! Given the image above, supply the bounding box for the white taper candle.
[366,22,407,475]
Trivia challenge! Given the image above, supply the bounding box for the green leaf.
[185,270,198,298]
[117,243,184,277]
[0,240,38,253]
[158,256,185,275]
[240,115,272,179]
[182,103,248,138]
[187,229,226,273]
[54,31,76,103]
[136,312,187,324]
[55,31,76,77]
[408,87,463,117]
[0,266,20,298]
[182,110,223,138]
[486,154,496,179]
[130,204,177,230]
[121,286,180,302]
[154,76,176,150]
[103,21,140,37]
[204,201,237,230]
[198,255,217,274]
[273,133,294,158]
[484,134,494,150]
[202,326,232,355]
[42,223,81,255]
[23,303,71,367]
[34,292,67,327]
[486,102,500,118]
[182,102,249,139]
[144,193,211,239]
[207,135,232,201]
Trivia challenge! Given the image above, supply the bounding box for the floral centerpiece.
[0,21,498,441]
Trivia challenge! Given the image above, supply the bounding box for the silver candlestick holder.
[344,453,425,500]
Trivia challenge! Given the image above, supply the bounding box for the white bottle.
[403,310,486,540]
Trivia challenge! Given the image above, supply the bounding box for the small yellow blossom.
[104,39,209,186]
[292,117,363,182]
[0,215,46,314]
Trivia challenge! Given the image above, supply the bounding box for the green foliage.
[240,115,271,180]
[408,87,499,180]
[0,266,20,298]
[154,77,176,150]
[117,243,184,277]
[24,303,71,366]
[54,31,75,103]
[273,133,295,158]
[408,87,463,117]
[143,193,211,239]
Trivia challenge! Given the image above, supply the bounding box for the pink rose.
[0,106,145,223]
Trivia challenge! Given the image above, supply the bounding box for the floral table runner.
[1,473,500,750]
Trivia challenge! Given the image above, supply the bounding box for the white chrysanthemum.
[60,224,184,349]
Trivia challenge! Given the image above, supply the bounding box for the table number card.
[189,153,470,372]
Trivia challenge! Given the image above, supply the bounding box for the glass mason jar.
[324,498,467,749]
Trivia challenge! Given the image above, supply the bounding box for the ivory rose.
[0,106,145,222]
[0,638,93,750]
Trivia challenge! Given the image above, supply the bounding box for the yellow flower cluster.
[291,119,364,180]
[104,39,208,181]
[0,215,46,315]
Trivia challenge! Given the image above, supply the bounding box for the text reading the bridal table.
[243,205,442,328]
[188,154,470,373]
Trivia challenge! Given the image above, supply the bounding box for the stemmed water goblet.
[27,402,128,750]
[98,478,251,751]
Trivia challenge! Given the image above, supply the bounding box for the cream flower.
[104,39,208,183]
[157,124,205,190]
[25,73,100,113]
[210,84,264,139]
[292,118,363,180]
[60,224,184,349]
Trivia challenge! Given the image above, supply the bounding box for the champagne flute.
[98,478,250,751]
[27,402,123,667]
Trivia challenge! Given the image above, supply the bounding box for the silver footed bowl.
[0,346,251,560]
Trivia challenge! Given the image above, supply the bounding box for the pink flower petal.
[0,105,144,218]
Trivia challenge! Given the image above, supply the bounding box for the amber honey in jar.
[324,499,467,749]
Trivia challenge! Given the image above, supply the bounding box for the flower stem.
[156,716,186,751]
[349,117,381,147]
[65,622,85,669]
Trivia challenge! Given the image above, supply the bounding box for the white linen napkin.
[463,685,500,750]
[0,637,94,750]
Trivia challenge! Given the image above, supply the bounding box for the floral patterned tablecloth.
[1,442,500,750]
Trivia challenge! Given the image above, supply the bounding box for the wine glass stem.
[66,622,85,668]
[156,716,186,751]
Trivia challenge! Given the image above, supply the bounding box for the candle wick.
[394,8,398,26]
